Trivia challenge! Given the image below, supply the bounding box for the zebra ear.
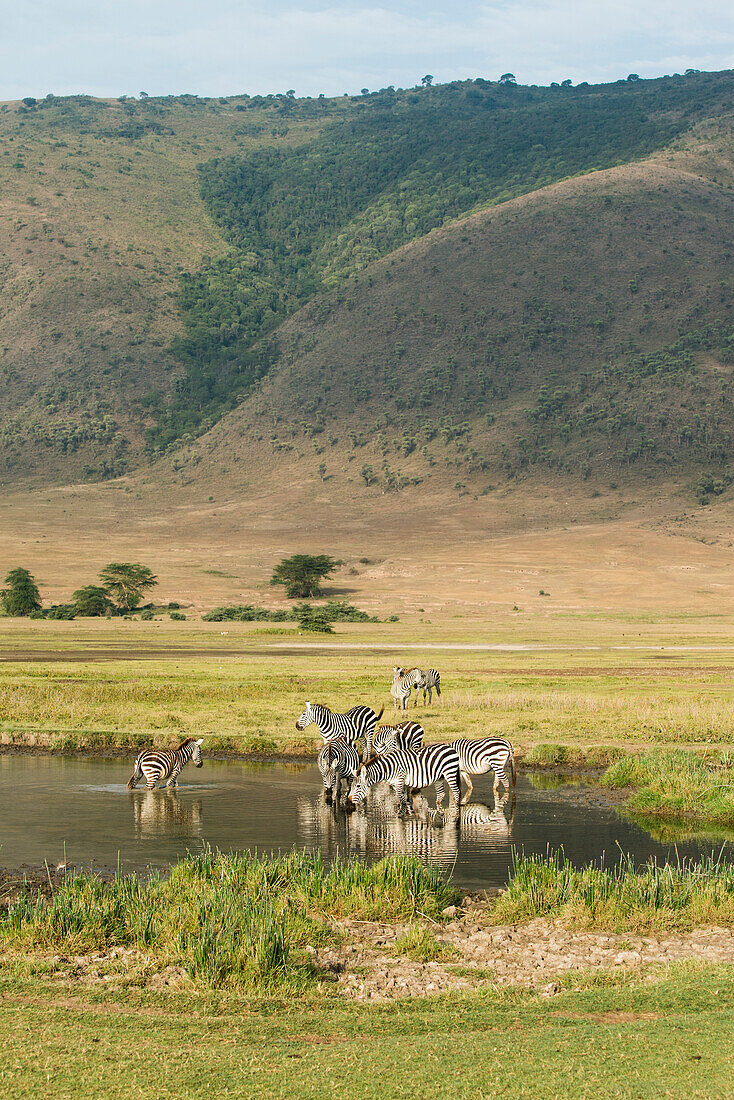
[196,738,204,745]
[305,700,312,710]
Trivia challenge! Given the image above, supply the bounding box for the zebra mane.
[176,737,196,750]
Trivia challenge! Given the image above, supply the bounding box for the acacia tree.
[0,567,41,616]
[270,555,342,599]
[98,563,158,611]
[73,585,115,617]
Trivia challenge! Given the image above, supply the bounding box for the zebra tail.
[127,764,141,790]
[375,706,384,722]
[509,747,517,787]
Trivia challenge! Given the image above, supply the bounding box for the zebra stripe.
[348,743,461,812]
[373,720,424,755]
[394,666,442,706]
[296,701,383,760]
[317,739,362,804]
[390,667,421,712]
[450,737,516,802]
[127,737,203,790]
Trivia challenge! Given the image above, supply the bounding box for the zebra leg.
[146,776,157,790]
[435,778,446,810]
[446,775,461,812]
[126,762,142,790]
[493,768,508,793]
[395,778,410,816]
[460,771,473,805]
[335,775,342,804]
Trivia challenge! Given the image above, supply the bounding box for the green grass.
[0,850,457,992]
[601,750,734,826]
[492,850,734,932]
[0,961,732,1098]
[393,924,458,963]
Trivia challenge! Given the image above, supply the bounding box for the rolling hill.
[0,71,732,486]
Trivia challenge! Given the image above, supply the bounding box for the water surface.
[0,755,729,889]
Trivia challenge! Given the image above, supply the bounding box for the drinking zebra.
[127,737,204,790]
[317,739,362,805]
[394,666,442,706]
[373,719,424,755]
[295,701,383,761]
[451,737,516,802]
[390,667,421,712]
[348,743,461,814]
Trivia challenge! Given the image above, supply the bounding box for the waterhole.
[0,755,729,889]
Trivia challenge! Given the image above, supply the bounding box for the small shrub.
[387,614,400,622]
[140,609,154,621]
[169,612,186,621]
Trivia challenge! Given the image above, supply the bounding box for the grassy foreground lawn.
[0,962,732,1099]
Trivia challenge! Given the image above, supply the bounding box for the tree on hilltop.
[0,567,41,616]
[270,555,342,599]
[421,75,433,87]
[98,563,158,611]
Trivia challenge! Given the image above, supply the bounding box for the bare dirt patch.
[321,904,734,1001]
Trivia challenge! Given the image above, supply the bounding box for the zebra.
[317,739,362,805]
[127,737,204,790]
[295,701,383,761]
[451,737,516,802]
[372,719,424,755]
[390,667,421,712]
[394,666,442,706]
[348,743,461,814]
[413,667,441,705]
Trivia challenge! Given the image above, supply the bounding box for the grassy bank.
[1,617,734,758]
[1,850,456,993]
[599,749,734,826]
[493,850,734,932]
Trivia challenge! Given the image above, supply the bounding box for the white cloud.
[0,0,732,99]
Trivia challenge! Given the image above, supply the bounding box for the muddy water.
[0,755,729,889]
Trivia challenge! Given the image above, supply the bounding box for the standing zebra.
[390,667,421,712]
[393,666,442,706]
[295,701,383,761]
[127,737,204,790]
[317,739,362,805]
[413,667,441,705]
[372,719,424,755]
[451,737,516,802]
[348,744,461,814]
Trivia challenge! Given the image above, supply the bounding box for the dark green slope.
[196,148,733,492]
[150,70,734,448]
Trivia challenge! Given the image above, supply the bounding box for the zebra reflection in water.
[459,791,516,848]
[130,790,203,840]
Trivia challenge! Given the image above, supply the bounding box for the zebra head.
[373,725,396,755]
[392,666,405,681]
[348,763,371,805]
[191,738,204,767]
[295,702,314,730]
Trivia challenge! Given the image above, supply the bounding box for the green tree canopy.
[98,563,158,611]
[269,554,342,599]
[0,567,41,616]
[73,585,115,617]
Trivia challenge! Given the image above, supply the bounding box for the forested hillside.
[179,125,733,496]
[0,70,732,490]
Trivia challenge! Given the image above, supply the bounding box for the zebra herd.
[127,665,516,826]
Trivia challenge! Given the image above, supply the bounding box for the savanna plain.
[1,606,734,1098]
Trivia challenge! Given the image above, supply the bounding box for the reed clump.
[0,849,457,990]
[492,850,734,933]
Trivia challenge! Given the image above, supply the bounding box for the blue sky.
[1,0,732,100]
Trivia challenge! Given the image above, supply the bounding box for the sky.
[1,0,732,101]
